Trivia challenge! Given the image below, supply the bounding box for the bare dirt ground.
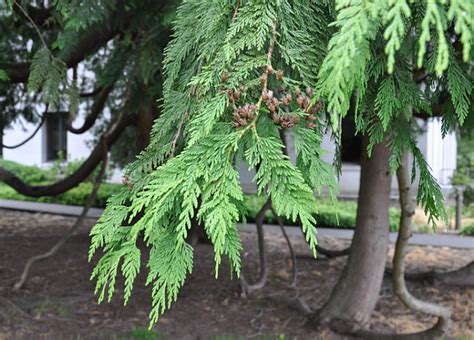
[0,209,473,339]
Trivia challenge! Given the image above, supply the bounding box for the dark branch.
[1,10,131,83]
[68,85,113,134]
[13,4,52,26]
[0,112,135,197]
[2,114,45,149]
[80,87,104,98]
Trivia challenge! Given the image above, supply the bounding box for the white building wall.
[3,115,94,167]
[425,117,457,189]
[239,118,457,198]
[3,117,44,166]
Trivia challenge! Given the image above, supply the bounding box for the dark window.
[341,117,362,164]
[45,114,67,161]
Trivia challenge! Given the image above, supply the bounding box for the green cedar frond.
[383,0,411,73]
[245,134,319,256]
[28,48,67,108]
[317,0,378,132]
[294,127,338,200]
[0,69,9,81]
[447,53,473,125]
[89,0,474,329]
[447,0,474,62]
[412,146,448,227]
[417,0,449,75]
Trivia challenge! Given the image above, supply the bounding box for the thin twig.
[2,106,47,149]
[12,0,48,49]
[170,112,188,158]
[390,150,451,336]
[271,207,297,287]
[231,0,240,23]
[240,197,272,296]
[12,143,108,291]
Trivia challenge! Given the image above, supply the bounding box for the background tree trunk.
[310,136,392,333]
[389,150,451,338]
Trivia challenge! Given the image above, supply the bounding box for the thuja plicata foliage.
[86,0,473,327]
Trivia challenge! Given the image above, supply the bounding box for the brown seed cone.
[315,101,323,111]
[272,113,280,123]
[296,96,304,108]
[277,69,284,81]
[227,88,234,99]
[221,70,229,83]
[261,73,268,85]
[302,98,309,110]
[238,118,247,126]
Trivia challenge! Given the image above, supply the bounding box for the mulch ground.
[0,209,473,339]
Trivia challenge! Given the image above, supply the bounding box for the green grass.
[118,328,161,340]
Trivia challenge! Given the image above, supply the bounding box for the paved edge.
[0,199,472,249]
[0,199,104,218]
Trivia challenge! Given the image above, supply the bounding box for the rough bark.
[309,137,392,333]
[0,112,134,197]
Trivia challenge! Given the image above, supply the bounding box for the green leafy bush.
[460,223,474,236]
[0,159,50,184]
[0,159,401,230]
[242,194,400,231]
[0,182,121,208]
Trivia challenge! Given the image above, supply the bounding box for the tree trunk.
[135,95,157,150]
[0,125,3,157]
[310,137,392,333]
[389,150,451,338]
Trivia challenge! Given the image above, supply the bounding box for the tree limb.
[67,85,113,134]
[2,110,46,149]
[12,3,52,26]
[391,150,451,337]
[1,11,130,83]
[0,111,134,197]
[240,197,272,297]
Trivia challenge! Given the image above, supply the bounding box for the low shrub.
[0,159,401,230]
[0,159,50,184]
[0,182,122,208]
[242,194,400,231]
[460,223,474,236]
